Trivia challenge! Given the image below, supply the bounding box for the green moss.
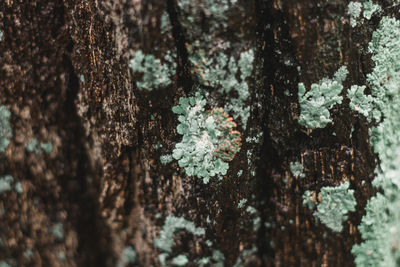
[0,105,12,153]
[313,181,356,233]
[298,66,348,129]
[290,161,305,179]
[0,175,13,195]
[347,2,362,27]
[129,50,176,91]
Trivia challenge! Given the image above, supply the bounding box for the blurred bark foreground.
[0,0,395,266]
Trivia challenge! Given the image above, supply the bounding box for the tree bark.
[0,0,387,266]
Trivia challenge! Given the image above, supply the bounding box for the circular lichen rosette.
[172,93,241,183]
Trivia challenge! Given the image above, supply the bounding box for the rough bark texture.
[0,0,389,266]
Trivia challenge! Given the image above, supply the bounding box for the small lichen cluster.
[0,175,14,195]
[26,139,53,155]
[297,66,348,129]
[172,93,241,183]
[154,216,205,266]
[289,161,305,179]
[177,0,234,41]
[312,181,356,233]
[347,2,362,27]
[129,50,176,91]
[117,246,137,267]
[362,0,381,20]
[186,43,254,128]
[0,105,12,153]
[197,249,225,267]
[347,1,381,27]
[302,190,316,210]
[347,85,375,121]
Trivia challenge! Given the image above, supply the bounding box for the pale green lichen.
[352,16,400,266]
[233,245,257,267]
[302,190,316,210]
[40,142,53,154]
[237,198,247,208]
[171,255,188,266]
[186,44,253,128]
[160,154,174,165]
[0,175,13,195]
[362,0,381,20]
[313,181,356,233]
[129,50,176,91]
[177,0,232,41]
[118,246,137,266]
[51,223,64,240]
[172,93,241,183]
[347,85,375,121]
[347,2,362,27]
[298,66,348,129]
[197,250,225,267]
[26,139,53,155]
[14,182,23,194]
[290,161,305,179]
[0,105,12,153]
[154,216,205,254]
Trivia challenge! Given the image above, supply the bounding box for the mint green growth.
[313,181,356,232]
[347,2,362,27]
[171,255,188,266]
[172,93,232,183]
[298,66,348,129]
[118,246,137,266]
[362,0,381,20]
[0,105,12,153]
[186,45,254,128]
[0,175,13,195]
[26,139,53,155]
[352,16,400,266]
[51,223,64,240]
[290,161,305,179]
[197,250,225,267]
[302,190,316,210]
[347,85,375,121]
[154,216,205,266]
[154,216,205,254]
[129,50,176,91]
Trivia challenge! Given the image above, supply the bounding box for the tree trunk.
[0,0,394,266]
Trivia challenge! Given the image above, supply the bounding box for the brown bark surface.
[0,0,382,266]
